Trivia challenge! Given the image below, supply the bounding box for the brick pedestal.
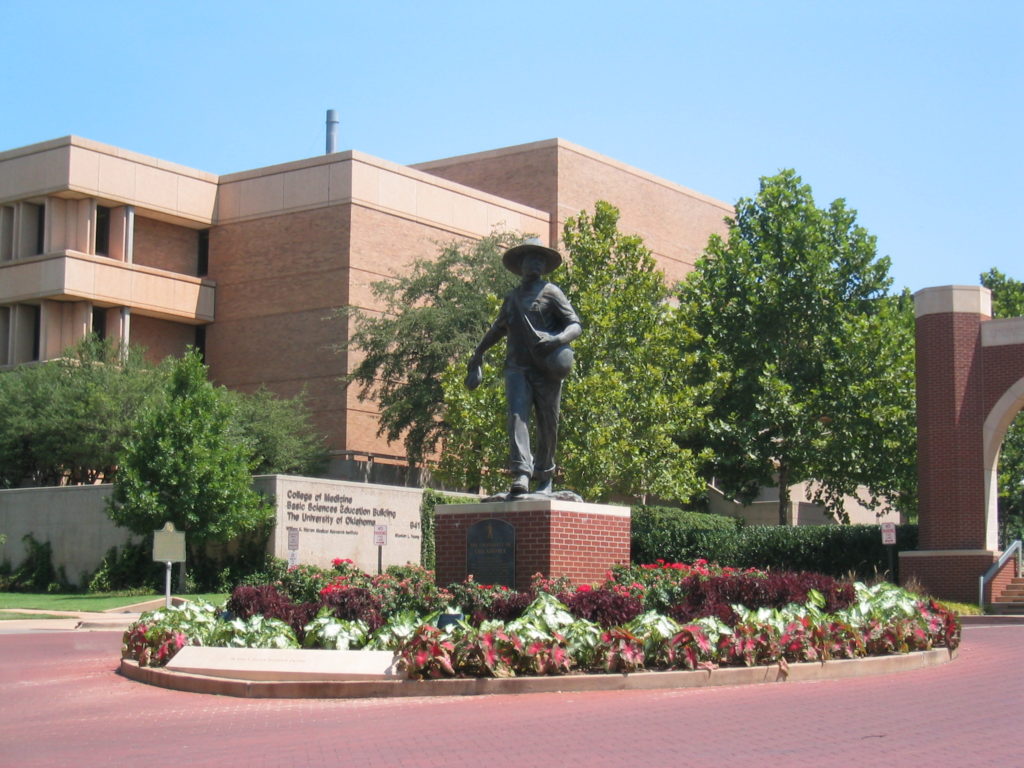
[434,499,631,591]
[899,550,1000,605]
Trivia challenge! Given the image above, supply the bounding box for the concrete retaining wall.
[0,485,132,586]
[0,475,426,587]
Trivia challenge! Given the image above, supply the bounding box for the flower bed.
[121,560,960,679]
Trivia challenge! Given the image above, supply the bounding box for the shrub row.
[630,505,918,579]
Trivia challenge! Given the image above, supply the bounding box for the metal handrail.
[979,539,1023,606]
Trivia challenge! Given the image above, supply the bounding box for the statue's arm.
[556,321,582,344]
[466,308,507,390]
[535,320,580,354]
[536,286,582,352]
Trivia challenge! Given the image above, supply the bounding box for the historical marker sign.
[152,522,186,563]
[466,518,515,588]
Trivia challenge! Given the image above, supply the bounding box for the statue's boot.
[510,474,530,495]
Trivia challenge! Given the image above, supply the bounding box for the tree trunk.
[777,464,790,526]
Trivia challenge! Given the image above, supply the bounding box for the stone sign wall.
[0,476,425,585]
[254,475,424,574]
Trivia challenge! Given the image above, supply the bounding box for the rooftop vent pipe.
[326,109,339,154]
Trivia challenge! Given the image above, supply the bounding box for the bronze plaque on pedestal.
[466,519,515,588]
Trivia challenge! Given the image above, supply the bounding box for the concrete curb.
[959,614,1024,626]
[120,646,957,699]
[0,609,140,632]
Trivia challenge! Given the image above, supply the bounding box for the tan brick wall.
[130,314,198,364]
[205,202,477,459]
[556,145,731,286]
[133,216,199,274]
[415,140,732,287]
[205,204,350,449]
[413,143,559,241]
[346,204,484,310]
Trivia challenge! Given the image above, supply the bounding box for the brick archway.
[901,286,1024,603]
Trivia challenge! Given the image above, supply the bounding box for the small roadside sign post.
[374,524,387,575]
[287,528,300,568]
[152,522,186,609]
[880,522,897,580]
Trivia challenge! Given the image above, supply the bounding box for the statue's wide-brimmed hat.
[502,239,563,275]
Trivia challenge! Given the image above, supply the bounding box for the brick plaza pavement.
[0,623,1020,767]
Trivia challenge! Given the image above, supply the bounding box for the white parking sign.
[881,522,897,545]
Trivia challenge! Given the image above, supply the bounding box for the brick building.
[0,135,731,479]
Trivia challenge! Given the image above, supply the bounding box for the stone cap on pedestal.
[436,498,630,517]
[914,285,992,318]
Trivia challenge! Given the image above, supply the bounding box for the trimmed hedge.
[417,499,915,581]
[631,505,917,580]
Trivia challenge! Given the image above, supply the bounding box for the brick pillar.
[434,499,631,592]
[913,286,990,550]
[901,286,997,603]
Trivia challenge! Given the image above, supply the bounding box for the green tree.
[0,337,328,488]
[0,336,162,487]
[222,386,330,476]
[980,268,1024,544]
[338,232,519,466]
[107,350,273,562]
[981,268,1024,318]
[438,202,709,503]
[678,170,916,524]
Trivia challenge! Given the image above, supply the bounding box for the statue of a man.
[466,239,582,496]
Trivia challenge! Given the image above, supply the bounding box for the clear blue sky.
[2,0,1020,294]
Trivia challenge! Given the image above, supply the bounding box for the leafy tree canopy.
[678,170,916,523]
[0,337,328,488]
[338,232,520,466]
[982,268,1024,318]
[0,337,160,487]
[438,202,710,503]
[108,349,273,553]
[223,386,329,477]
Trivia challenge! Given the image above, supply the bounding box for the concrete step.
[987,603,1024,615]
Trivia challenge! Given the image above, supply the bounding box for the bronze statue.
[466,239,582,497]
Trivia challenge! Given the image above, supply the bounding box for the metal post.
[165,561,172,609]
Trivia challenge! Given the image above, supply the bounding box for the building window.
[20,203,44,257]
[197,229,209,276]
[10,303,41,364]
[33,204,44,255]
[95,205,111,256]
[194,325,207,361]
[0,306,10,365]
[92,307,107,341]
[0,206,13,261]
[29,304,40,361]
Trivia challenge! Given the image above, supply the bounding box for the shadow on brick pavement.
[0,623,1020,768]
